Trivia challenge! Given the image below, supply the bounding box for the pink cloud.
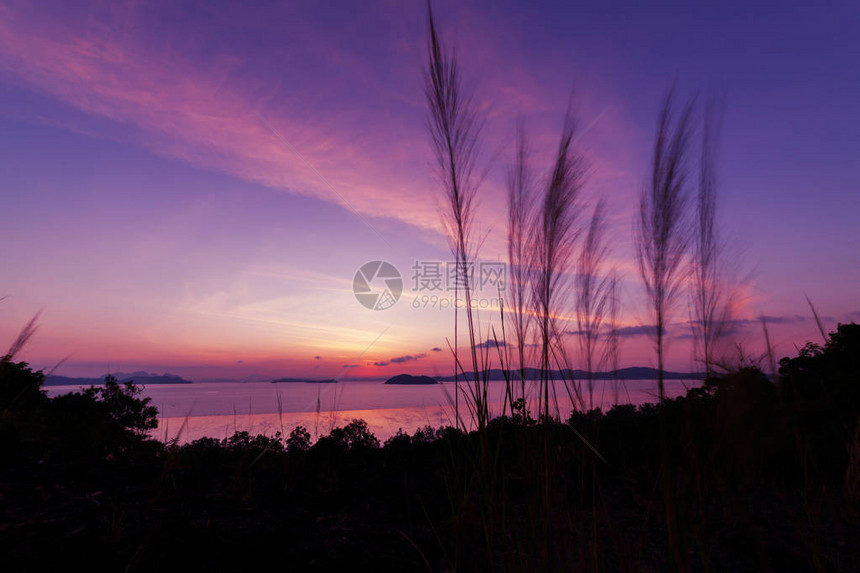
[0,2,648,255]
[0,4,444,232]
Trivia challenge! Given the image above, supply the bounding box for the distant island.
[434,367,704,382]
[272,377,338,384]
[44,371,193,386]
[385,374,438,385]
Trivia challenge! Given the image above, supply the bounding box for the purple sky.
[1,1,858,379]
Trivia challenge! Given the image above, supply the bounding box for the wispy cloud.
[0,4,442,232]
[567,325,663,338]
[391,353,426,363]
[474,339,507,348]
[673,314,823,341]
[373,352,428,367]
[0,2,643,257]
[615,325,663,337]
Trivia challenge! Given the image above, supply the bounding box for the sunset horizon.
[2,1,858,381]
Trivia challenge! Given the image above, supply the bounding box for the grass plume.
[575,199,611,410]
[636,88,694,401]
[506,125,534,419]
[424,1,487,429]
[532,111,585,420]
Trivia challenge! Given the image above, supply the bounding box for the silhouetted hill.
[385,374,438,385]
[44,372,192,386]
[435,367,703,382]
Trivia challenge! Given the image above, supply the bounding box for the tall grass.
[691,94,733,379]
[5,311,40,359]
[424,1,487,430]
[635,88,694,401]
[531,113,585,421]
[761,315,778,380]
[506,125,534,420]
[417,9,858,570]
[575,199,611,410]
[601,271,624,406]
[806,293,828,344]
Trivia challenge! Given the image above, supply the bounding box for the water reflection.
[46,378,697,445]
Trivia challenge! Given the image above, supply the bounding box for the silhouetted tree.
[327,418,380,450]
[83,375,158,437]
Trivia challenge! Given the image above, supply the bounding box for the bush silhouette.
[82,374,158,436]
[222,430,284,452]
[323,419,380,451]
[383,428,411,449]
[780,322,860,402]
[286,425,311,453]
[412,424,437,443]
[0,356,47,411]
[1,366,159,455]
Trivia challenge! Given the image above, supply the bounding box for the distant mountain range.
[42,367,701,386]
[434,367,704,382]
[44,371,192,386]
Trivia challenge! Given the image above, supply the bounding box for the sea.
[45,378,698,444]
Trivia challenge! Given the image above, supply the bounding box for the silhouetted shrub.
[41,376,158,455]
[776,322,860,476]
[434,425,464,440]
[384,428,411,449]
[313,419,380,452]
[0,356,47,411]
[287,425,311,453]
[187,436,222,450]
[327,418,380,450]
[82,374,158,436]
[222,430,284,452]
[780,322,860,406]
[412,424,437,443]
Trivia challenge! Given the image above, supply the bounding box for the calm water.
[45,378,698,444]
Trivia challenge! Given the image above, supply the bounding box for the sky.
[1,0,858,380]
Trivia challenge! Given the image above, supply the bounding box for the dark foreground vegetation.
[1,324,859,572]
